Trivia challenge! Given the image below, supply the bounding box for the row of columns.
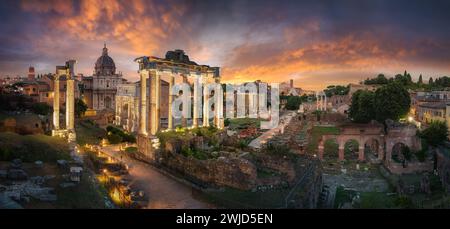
[52,60,77,142]
[115,97,136,132]
[316,91,327,111]
[139,69,224,137]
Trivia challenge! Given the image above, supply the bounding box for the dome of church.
[95,44,116,76]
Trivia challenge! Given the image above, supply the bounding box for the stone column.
[203,76,210,127]
[115,98,121,126]
[318,144,324,160]
[65,60,77,142]
[150,70,160,135]
[215,80,224,129]
[168,73,175,130]
[181,74,188,128]
[53,75,60,130]
[358,146,365,161]
[139,70,148,135]
[338,146,345,161]
[192,73,200,128]
[127,101,131,131]
[66,77,75,132]
[378,145,384,160]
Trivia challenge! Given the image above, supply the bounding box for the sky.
[1,0,450,90]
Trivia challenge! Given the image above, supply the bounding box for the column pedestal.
[358,146,365,161]
[338,147,345,161]
[137,134,160,162]
[318,145,324,160]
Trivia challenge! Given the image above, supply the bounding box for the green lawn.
[76,120,107,145]
[334,186,357,208]
[55,171,107,209]
[334,186,396,209]
[227,118,264,130]
[357,192,396,209]
[201,187,289,209]
[0,132,70,162]
[307,125,340,154]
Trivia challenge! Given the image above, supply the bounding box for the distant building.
[348,83,380,97]
[411,90,450,136]
[114,80,169,132]
[279,79,303,96]
[82,44,125,112]
[27,66,35,80]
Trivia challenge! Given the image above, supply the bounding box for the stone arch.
[385,138,415,164]
[363,137,384,161]
[343,139,360,161]
[391,142,410,164]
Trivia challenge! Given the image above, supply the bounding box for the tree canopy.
[324,85,350,97]
[349,82,410,123]
[363,71,450,91]
[419,121,448,147]
[364,74,389,85]
[75,98,88,118]
[348,90,375,123]
[285,96,303,110]
[374,82,411,122]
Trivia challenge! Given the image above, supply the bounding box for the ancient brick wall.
[159,151,257,190]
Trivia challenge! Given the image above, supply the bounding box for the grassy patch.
[55,172,107,208]
[307,125,340,154]
[334,186,357,208]
[201,187,289,209]
[76,120,107,145]
[357,192,395,209]
[0,132,70,162]
[227,118,263,130]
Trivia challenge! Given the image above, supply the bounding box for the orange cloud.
[20,0,187,55]
[221,34,420,90]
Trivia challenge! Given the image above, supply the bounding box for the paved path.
[248,111,296,149]
[99,145,214,209]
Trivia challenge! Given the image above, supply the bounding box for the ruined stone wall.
[255,154,296,184]
[286,160,323,209]
[159,151,257,190]
[436,149,450,192]
[387,161,433,175]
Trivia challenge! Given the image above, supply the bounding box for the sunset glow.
[1,0,450,90]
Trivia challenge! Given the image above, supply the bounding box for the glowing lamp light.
[408,116,413,122]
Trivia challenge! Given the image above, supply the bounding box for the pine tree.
[418,74,423,84]
[429,77,434,84]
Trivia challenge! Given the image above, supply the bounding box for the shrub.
[31,102,52,115]
[107,134,123,144]
[105,125,136,143]
[124,146,138,154]
[394,196,415,209]
[224,118,231,127]
[237,139,248,149]
[419,120,448,147]
[416,149,427,162]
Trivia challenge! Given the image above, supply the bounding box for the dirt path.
[100,145,214,209]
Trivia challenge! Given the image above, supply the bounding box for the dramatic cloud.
[1,0,450,89]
